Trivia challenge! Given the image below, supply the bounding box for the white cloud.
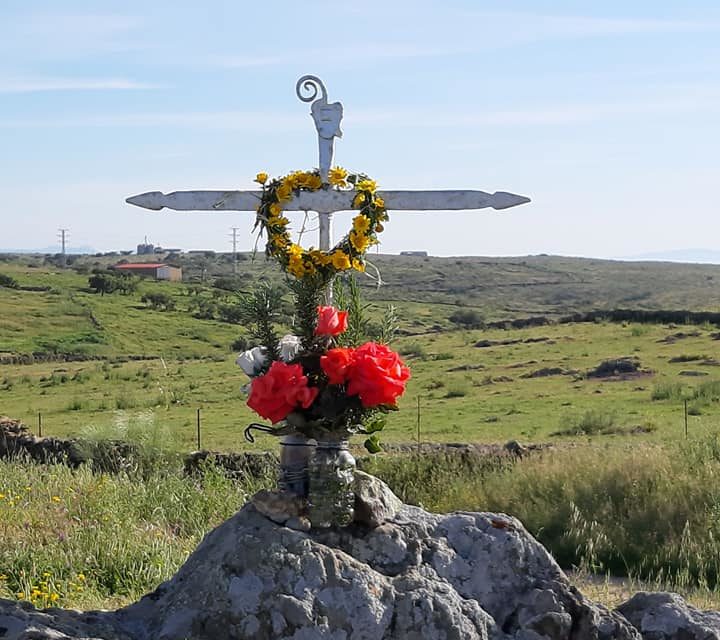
[0,78,164,94]
[2,87,718,130]
[0,12,146,58]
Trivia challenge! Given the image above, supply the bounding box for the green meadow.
[3,253,720,609]
[2,254,720,449]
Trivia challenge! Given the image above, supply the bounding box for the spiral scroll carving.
[296,75,328,104]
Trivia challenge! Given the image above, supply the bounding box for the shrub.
[448,309,484,328]
[398,341,427,360]
[0,273,19,288]
[445,382,469,398]
[651,382,685,401]
[554,409,618,436]
[140,292,176,311]
[230,336,250,352]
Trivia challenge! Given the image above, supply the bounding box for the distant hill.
[0,246,97,255]
[618,249,720,264]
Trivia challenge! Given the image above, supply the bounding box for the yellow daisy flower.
[352,215,371,234]
[332,251,351,270]
[328,166,348,186]
[356,179,377,193]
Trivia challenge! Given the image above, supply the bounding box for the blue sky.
[1,1,719,258]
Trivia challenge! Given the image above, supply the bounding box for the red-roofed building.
[112,263,182,281]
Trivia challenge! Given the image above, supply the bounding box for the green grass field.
[1,257,719,451]
[3,254,720,610]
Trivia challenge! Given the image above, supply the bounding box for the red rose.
[320,347,355,384]
[346,342,411,408]
[315,306,348,336]
[247,361,319,423]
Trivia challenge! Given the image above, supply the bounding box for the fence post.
[416,396,421,454]
[196,408,201,450]
[38,412,42,438]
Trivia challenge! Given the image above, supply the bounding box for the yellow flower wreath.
[254,167,388,280]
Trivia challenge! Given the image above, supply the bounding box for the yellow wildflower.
[42,572,51,577]
[288,255,305,278]
[352,215,371,234]
[77,574,86,582]
[356,179,377,193]
[303,260,317,277]
[16,592,24,599]
[306,174,323,190]
[352,193,366,208]
[373,196,385,209]
[50,593,59,602]
[288,243,303,257]
[352,258,365,272]
[328,166,348,187]
[255,172,268,185]
[276,183,293,202]
[0,493,5,500]
[272,234,289,250]
[332,251,351,270]
[51,496,61,503]
[350,231,370,253]
[269,203,283,217]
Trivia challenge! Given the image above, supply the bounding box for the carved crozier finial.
[296,75,343,183]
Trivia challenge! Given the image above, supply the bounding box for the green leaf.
[364,434,382,454]
[363,415,386,434]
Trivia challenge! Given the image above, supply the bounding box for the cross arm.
[125,189,530,213]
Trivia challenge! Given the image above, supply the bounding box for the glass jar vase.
[308,437,356,528]
[278,433,316,497]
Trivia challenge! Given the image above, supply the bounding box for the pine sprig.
[238,283,284,363]
[288,275,331,349]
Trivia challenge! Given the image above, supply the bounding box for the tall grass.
[366,438,720,593]
[4,439,720,609]
[0,457,270,609]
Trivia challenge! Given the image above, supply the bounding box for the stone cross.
[126,75,530,252]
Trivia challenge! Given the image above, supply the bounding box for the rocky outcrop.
[616,592,720,639]
[0,475,718,639]
[0,494,641,639]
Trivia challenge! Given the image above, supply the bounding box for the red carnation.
[247,361,319,423]
[346,342,411,408]
[320,347,355,385]
[315,305,348,336]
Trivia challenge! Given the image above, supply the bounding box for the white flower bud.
[235,346,267,377]
[278,334,301,362]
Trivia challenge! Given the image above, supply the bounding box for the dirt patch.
[446,363,486,372]
[474,336,553,348]
[507,360,539,369]
[658,330,701,344]
[586,357,651,380]
[520,367,579,379]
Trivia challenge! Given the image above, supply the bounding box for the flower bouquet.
[237,168,410,527]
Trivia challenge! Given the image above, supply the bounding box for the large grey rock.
[353,470,402,528]
[616,591,720,639]
[0,483,654,639]
[0,599,132,639]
